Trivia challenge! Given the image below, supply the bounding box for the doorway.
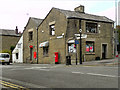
[30,48,33,60]
[102,44,107,59]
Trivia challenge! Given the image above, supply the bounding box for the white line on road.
[39,69,50,71]
[24,67,50,71]
[86,73,118,78]
[72,72,84,74]
[71,72,119,78]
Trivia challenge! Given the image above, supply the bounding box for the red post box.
[55,52,59,64]
[34,52,37,59]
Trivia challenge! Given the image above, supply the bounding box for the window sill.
[43,55,49,57]
[85,53,95,55]
[29,40,33,42]
[85,33,98,35]
[50,35,55,36]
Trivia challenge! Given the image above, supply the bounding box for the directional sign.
[75,40,79,44]
[75,34,87,39]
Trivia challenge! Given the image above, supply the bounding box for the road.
[0,64,119,89]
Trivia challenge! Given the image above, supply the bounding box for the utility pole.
[79,29,82,64]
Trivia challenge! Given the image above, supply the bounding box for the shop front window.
[86,41,94,52]
[68,43,76,53]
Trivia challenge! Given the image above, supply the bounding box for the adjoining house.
[23,17,43,63]
[12,35,23,63]
[0,27,21,52]
[23,5,114,64]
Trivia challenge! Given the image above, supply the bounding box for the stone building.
[23,17,43,63]
[0,27,21,52]
[23,6,114,64]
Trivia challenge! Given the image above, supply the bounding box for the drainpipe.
[36,27,38,64]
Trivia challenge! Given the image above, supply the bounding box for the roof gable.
[24,17,43,29]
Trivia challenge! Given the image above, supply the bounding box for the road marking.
[39,69,50,71]
[0,80,29,89]
[24,68,33,69]
[71,72,119,78]
[24,67,50,71]
[87,73,118,77]
[72,72,84,74]
[0,76,46,88]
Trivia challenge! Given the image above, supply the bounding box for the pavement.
[10,57,119,67]
[76,58,119,66]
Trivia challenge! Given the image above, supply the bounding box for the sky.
[118,1,120,25]
[0,0,119,32]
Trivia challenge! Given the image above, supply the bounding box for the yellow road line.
[0,80,29,89]
[1,80,24,88]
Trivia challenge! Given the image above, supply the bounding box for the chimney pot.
[74,5,85,13]
[15,26,18,34]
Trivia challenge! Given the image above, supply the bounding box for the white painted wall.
[12,35,23,63]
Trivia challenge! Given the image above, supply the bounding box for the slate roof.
[54,8,114,23]
[0,29,20,36]
[31,17,43,27]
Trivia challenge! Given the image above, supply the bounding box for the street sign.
[75,34,87,39]
[75,40,79,44]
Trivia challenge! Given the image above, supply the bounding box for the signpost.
[74,33,87,65]
[75,34,87,39]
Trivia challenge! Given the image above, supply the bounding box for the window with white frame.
[50,24,55,35]
[86,41,94,52]
[86,22,97,33]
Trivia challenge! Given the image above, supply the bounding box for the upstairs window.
[50,24,55,35]
[86,22,97,33]
[29,31,33,41]
[86,41,94,53]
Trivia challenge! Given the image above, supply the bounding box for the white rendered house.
[12,35,23,63]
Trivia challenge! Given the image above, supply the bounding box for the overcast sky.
[0,0,119,32]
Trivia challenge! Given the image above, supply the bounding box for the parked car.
[0,53,10,65]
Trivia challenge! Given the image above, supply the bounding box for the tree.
[10,46,15,53]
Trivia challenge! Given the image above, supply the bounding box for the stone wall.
[66,19,114,61]
[38,8,67,64]
[0,35,20,51]
[23,19,37,63]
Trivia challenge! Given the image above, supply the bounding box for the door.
[102,44,107,59]
[30,48,33,60]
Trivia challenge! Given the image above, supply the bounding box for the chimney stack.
[74,5,85,13]
[15,26,18,34]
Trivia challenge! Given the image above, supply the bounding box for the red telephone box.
[55,52,59,64]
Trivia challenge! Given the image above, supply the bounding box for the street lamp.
[36,27,38,64]
[79,29,82,64]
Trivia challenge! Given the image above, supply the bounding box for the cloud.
[95,6,115,21]
[0,0,116,32]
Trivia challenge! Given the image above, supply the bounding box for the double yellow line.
[0,80,29,90]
